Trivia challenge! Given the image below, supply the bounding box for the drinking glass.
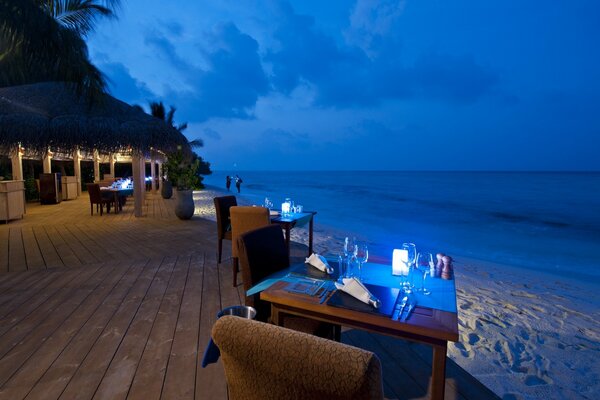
[355,243,368,280]
[337,253,346,282]
[415,252,433,295]
[343,237,357,277]
[264,197,273,209]
[401,243,417,292]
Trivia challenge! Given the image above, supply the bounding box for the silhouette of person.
[226,175,231,191]
[235,175,243,193]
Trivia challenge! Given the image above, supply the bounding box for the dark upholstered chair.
[230,206,270,287]
[213,195,237,264]
[86,183,114,216]
[212,316,384,400]
[237,224,340,340]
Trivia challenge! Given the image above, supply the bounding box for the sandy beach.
[194,187,600,400]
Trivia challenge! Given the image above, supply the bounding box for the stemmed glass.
[355,243,368,281]
[415,252,433,295]
[402,243,417,292]
[264,197,273,209]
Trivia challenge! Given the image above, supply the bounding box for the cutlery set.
[392,295,416,321]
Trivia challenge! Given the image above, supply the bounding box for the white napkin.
[334,277,381,309]
[305,253,334,275]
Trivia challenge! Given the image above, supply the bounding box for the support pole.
[110,153,116,177]
[132,152,144,217]
[42,149,52,173]
[150,154,156,193]
[93,149,100,182]
[73,148,81,195]
[10,146,23,181]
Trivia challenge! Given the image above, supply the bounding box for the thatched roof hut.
[0,81,188,156]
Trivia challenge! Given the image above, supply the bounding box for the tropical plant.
[163,146,202,191]
[0,0,120,96]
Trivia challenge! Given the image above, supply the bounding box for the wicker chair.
[86,183,114,216]
[237,224,340,340]
[212,316,384,400]
[230,206,270,287]
[213,195,237,264]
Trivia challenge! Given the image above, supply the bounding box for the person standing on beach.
[235,175,243,193]
[226,175,231,191]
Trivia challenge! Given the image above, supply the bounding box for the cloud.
[266,1,498,107]
[144,22,269,122]
[203,127,221,140]
[101,62,154,105]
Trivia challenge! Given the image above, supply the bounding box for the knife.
[393,295,409,321]
[401,302,416,322]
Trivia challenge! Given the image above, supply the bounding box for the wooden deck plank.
[125,256,192,400]
[57,224,99,266]
[44,226,82,267]
[8,228,27,272]
[0,262,127,400]
[0,270,64,317]
[0,266,101,357]
[195,261,228,399]
[0,228,8,273]
[160,254,205,399]
[32,226,63,268]
[0,263,116,387]
[20,227,45,270]
[56,257,164,399]
[91,256,177,400]
[21,260,150,400]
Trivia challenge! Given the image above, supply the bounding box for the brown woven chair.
[86,183,114,216]
[230,206,270,287]
[237,224,340,340]
[212,316,384,400]
[213,195,237,264]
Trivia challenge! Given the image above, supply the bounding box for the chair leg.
[90,203,93,216]
[218,239,223,264]
[232,257,238,287]
[100,203,103,216]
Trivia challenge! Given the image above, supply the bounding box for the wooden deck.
[0,193,499,400]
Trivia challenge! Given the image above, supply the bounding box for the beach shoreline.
[194,186,600,400]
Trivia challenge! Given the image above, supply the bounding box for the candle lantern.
[392,249,409,276]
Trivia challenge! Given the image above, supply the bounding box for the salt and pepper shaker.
[435,253,445,278]
[441,255,453,280]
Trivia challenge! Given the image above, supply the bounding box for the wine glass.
[415,252,433,295]
[355,243,368,281]
[264,197,273,209]
[402,243,417,292]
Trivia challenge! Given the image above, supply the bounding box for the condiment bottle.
[441,255,453,280]
[435,253,445,278]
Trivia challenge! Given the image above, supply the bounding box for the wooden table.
[261,279,458,400]
[100,188,133,214]
[270,211,316,256]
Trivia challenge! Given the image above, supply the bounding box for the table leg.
[308,214,314,255]
[113,192,119,214]
[270,305,282,326]
[431,341,448,400]
[284,226,291,256]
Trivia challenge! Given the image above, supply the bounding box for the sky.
[87,0,600,171]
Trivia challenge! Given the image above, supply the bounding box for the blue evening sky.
[88,0,600,171]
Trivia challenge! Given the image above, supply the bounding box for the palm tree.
[149,101,204,148]
[0,0,119,96]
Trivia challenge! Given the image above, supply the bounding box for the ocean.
[203,171,600,283]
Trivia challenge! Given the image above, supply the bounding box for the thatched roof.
[0,82,189,157]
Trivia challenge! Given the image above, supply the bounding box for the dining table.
[270,210,316,256]
[251,259,459,400]
[100,187,133,214]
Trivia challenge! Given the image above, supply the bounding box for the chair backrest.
[214,195,238,239]
[212,316,384,400]
[230,206,270,258]
[237,224,289,320]
[86,183,102,203]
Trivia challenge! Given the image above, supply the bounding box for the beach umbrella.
[0,81,188,156]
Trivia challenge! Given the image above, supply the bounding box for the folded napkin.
[305,253,334,275]
[334,277,381,309]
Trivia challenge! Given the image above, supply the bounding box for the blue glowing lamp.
[392,249,409,276]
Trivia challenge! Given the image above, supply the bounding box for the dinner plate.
[269,210,280,216]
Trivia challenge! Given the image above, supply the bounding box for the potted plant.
[163,146,201,220]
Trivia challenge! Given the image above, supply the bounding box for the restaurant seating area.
[0,193,499,399]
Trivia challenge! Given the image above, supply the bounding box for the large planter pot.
[161,180,173,199]
[174,189,195,220]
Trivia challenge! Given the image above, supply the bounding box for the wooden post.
[73,148,81,196]
[150,154,156,193]
[158,162,163,191]
[131,152,144,217]
[93,149,100,182]
[42,149,52,173]
[110,153,116,177]
[10,146,23,181]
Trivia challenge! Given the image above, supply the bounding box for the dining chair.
[213,195,237,264]
[237,224,340,340]
[212,315,384,400]
[86,183,114,216]
[230,206,270,287]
